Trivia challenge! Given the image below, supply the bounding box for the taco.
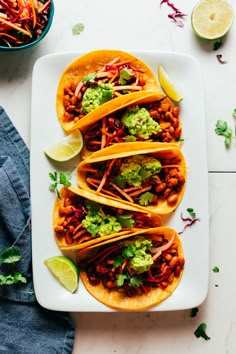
[79,91,182,159]
[56,49,159,133]
[77,142,187,215]
[78,227,185,311]
[53,186,162,251]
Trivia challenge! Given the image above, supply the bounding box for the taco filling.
[79,228,185,310]
[83,99,181,152]
[62,57,151,124]
[80,153,185,209]
[54,188,160,248]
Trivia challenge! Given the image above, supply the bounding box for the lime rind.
[44,255,79,293]
[158,65,183,103]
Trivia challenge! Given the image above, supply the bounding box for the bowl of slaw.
[0,0,54,51]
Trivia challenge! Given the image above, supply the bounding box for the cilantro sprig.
[0,247,27,286]
[49,171,72,198]
[215,109,236,146]
[72,23,85,35]
[194,323,210,340]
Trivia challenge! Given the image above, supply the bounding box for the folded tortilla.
[77,142,187,215]
[78,227,184,311]
[56,49,160,133]
[78,91,182,159]
[53,186,162,251]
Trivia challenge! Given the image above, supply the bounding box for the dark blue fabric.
[0,107,75,353]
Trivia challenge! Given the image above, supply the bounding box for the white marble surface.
[1,0,236,353]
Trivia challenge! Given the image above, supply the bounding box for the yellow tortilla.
[56,49,160,133]
[77,142,187,215]
[79,227,184,311]
[79,91,182,159]
[53,186,162,251]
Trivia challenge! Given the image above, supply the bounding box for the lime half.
[191,0,234,40]
[44,129,83,162]
[158,65,183,103]
[44,256,79,293]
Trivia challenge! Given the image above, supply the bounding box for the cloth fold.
[0,107,75,353]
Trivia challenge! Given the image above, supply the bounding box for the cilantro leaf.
[139,192,154,206]
[116,214,135,229]
[129,275,142,287]
[112,175,126,189]
[190,307,199,317]
[72,23,85,35]
[0,247,21,265]
[215,120,234,145]
[212,266,219,273]
[116,273,129,287]
[194,323,210,340]
[213,40,222,51]
[114,255,124,268]
[82,73,96,84]
[0,272,26,285]
[233,108,236,118]
[187,208,196,219]
[49,170,72,198]
[122,245,136,258]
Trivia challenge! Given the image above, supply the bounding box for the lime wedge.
[158,65,183,103]
[44,256,79,293]
[44,129,83,162]
[191,0,234,40]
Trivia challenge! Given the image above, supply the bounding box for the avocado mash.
[119,155,162,186]
[82,210,122,237]
[121,105,161,139]
[82,83,114,114]
[122,238,154,274]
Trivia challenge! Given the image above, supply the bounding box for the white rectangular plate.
[31,51,209,312]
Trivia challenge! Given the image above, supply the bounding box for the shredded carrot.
[101,117,107,148]
[29,0,36,28]
[0,17,32,37]
[73,222,83,235]
[73,228,88,240]
[98,57,120,72]
[129,186,152,197]
[110,182,134,203]
[113,85,142,91]
[96,159,117,194]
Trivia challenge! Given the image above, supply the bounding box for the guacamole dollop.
[82,210,122,237]
[121,105,161,139]
[122,238,154,274]
[82,83,114,114]
[120,155,162,187]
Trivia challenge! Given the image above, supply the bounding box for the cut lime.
[158,65,183,103]
[44,129,83,162]
[191,0,234,40]
[44,256,79,293]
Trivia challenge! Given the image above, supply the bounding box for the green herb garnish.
[49,171,72,198]
[139,192,154,206]
[82,72,96,84]
[212,266,219,273]
[194,323,210,340]
[187,208,196,219]
[0,247,27,286]
[190,307,199,317]
[215,120,234,146]
[72,23,85,35]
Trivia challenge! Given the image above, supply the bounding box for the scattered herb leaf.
[0,247,21,265]
[0,247,27,286]
[187,208,196,219]
[190,307,199,317]
[129,275,142,287]
[216,54,227,64]
[139,192,155,206]
[215,120,234,146]
[213,266,219,273]
[213,41,223,51]
[194,323,210,340]
[215,284,219,287]
[72,23,85,35]
[82,73,96,84]
[49,171,72,198]
[233,108,236,118]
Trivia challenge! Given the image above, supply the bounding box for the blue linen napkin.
[0,107,75,353]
